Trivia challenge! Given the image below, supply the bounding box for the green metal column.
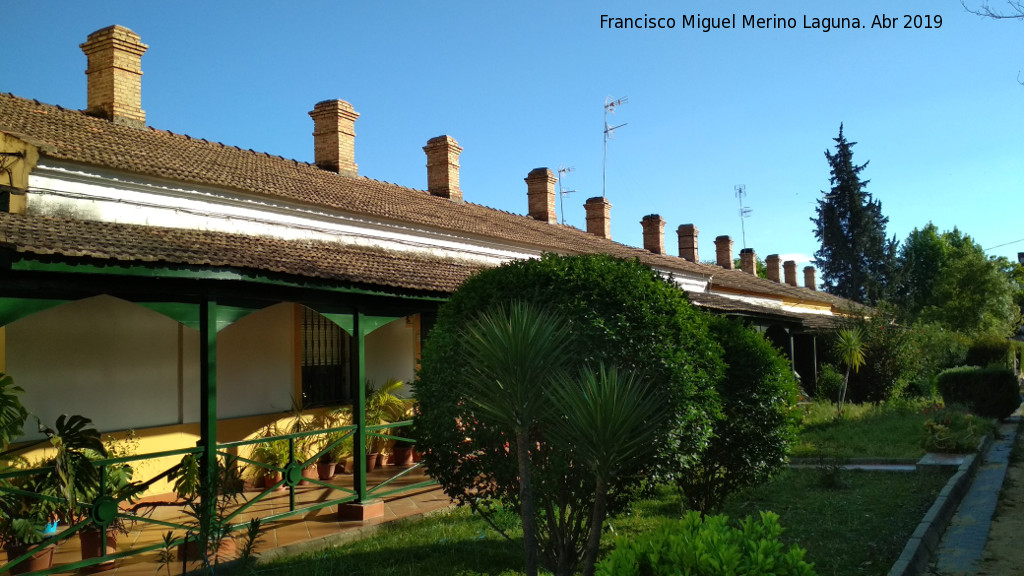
[352,310,367,502]
[199,298,218,541]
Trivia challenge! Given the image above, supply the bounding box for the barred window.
[301,307,352,407]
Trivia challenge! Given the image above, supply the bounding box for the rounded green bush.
[814,363,843,401]
[413,253,723,510]
[966,336,1014,368]
[677,315,801,514]
[937,365,1021,419]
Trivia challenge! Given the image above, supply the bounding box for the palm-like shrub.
[414,253,722,575]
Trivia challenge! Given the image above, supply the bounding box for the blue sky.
[3,1,1022,267]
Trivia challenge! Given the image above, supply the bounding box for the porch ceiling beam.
[0,268,441,319]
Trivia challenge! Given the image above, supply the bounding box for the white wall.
[7,295,186,435]
[216,303,296,418]
[365,317,416,397]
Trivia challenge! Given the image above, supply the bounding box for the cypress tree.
[812,124,895,304]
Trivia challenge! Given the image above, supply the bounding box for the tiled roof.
[688,292,845,330]
[0,92,865,319]
[0,212,481,294]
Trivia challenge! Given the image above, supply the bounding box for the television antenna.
[557,165,577,225]
[735,184,752,248]
[603,96,628,198]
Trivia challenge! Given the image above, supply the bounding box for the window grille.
[301,307,351,407]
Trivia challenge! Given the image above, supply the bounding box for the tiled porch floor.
[14,466,453,576]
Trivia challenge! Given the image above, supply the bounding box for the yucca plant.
[460,301,572,576]
[549,365,669,576]
[835,327,867,415]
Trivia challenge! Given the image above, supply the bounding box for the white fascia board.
[657,267,711,294]
[27,161,539,267]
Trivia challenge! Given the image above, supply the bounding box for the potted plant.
[365,379,407,469]
[250,425,290,491]
[76,430,142,572]
[0,474,58,575]
[316,430,353,480]
[0,373,54,575]
[169,453,256,569]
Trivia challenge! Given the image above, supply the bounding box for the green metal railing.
[0,423,432,575]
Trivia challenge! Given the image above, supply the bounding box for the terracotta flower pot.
[392,445,414,467]
[365,452,379,472]
[79,528,117,572]
[177,536,237,562]
[263,471,285,492]
[4,543,55,575]
[299,465,318,486]
[317,461,337,480]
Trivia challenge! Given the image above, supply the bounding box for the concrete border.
[888,435,993,576]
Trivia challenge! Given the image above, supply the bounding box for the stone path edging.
[888,427,1006,576]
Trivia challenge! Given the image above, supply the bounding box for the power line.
[985,237,1024,251]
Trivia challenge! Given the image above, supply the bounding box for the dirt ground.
[976,429,1024,575]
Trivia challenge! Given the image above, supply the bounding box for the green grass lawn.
[252,402,956,576]
[792,400,932,459]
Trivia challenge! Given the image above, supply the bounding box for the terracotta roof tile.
[0,92,863,317]
[0,213,481,294]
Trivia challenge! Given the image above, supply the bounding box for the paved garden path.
[930,415,1020,575]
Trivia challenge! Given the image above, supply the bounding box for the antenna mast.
[557,165,576,225]
[603,96,628,198]
[735,184,752,249]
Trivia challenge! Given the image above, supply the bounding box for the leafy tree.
[676,316,800,516]
[414,253,723,575]
[894,224,1021,337]
[811,124,896,304]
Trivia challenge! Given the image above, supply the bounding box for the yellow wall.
[12,406,348,496]
[0,133,39,213]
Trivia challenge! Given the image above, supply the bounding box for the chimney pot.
[677,224,698,262]
[804,266,817,290]
[784,260,798,286]
[740,248,757,276]
[765,254,782,282]
[309,99,359,176]
[584,197,612,239]
[714,235,734,269]
[525,168,557,223]
[641,215,666,254]
[423,135,463,202]
[80,25,148,128]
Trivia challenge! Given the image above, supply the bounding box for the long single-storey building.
[0,26,864,561]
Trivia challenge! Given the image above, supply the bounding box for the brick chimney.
[715,235,734,269]
[740,248,757,276]
[584,197,612,239]
[641,215,666,254]
[80,26,148,128]
[423,136,462,202]
[525,168,557,223]
[677,224,698,262]
[765,254,782,283]
[309,100,359,176]
[784,260,798,286]
[804,266,817,290]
